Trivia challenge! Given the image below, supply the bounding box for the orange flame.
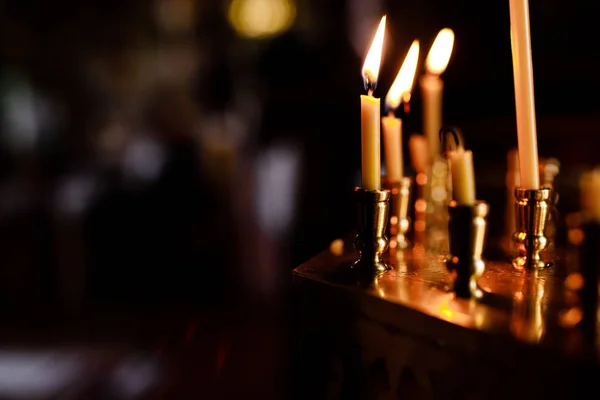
[385,40,420,110]
[425,28,454,75]
[361,16,387,92]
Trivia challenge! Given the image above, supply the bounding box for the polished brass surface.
[294,243,588,353]
[512,187,554,270]
[446,201,489,299]
[352,187,391,275]
[294,246,596,398]
[383,178,412,250]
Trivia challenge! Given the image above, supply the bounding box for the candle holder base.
[352,187,391,277]
[512,187,553,270]
[446,201,489,299]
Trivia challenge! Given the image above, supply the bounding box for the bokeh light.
[228,0,296,39]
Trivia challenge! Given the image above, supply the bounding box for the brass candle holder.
[446,201,489,299]
[512,187,553,270]
[382,177,412,250]
[352,187,391,276]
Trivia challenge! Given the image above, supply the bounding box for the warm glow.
[386,40,420,110]
[361,16,387,92]
[425,28,454,75]
[228,0,296,39]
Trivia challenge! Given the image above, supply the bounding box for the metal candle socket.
[446,201,489,299]
[512,188,553,270]
[383,178,412,249]
[353,187,391,275]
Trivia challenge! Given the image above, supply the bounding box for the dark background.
[0,0,597,397]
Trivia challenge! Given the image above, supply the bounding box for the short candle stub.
[446,201,489,299]
[352,187,391,276]
[512,187,554,270]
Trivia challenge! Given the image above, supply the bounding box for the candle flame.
[361,16,387,92]
[425,28,454,75]
[385,40,420,111]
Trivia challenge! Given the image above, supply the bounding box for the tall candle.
[382,40,420,182]
[509,0,539,189]
[449,149,476,205]
[420,28,454,161]
[382,116,402,180]
[360,16,386,190]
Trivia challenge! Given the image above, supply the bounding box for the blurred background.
[0,0,597,397]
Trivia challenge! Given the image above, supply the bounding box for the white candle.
[382,117,403,181]
[449,149,476,205]
[509,0,540,189]
[360,16,386,191]
[420,75,443,159]
[382,40,420,182]
[421,28,454,161]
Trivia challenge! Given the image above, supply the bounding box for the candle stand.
[512,187,554,270]
[446,201,489,299]
[352,187,391,276]
[383,178,412,250]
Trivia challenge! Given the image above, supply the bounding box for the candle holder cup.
[446,201,489,299]
[512,187,553,270]
[352,187,391,276]
[382,177,412,250]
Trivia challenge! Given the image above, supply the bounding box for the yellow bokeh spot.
[228,0,296,39]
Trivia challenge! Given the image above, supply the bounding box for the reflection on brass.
[540,158,560,251]
[446,201,489,299]
[426,159,450,254]
[578,222,600,350]
[511,272,547,344]
[512,187,553,270]
[383,177,412,250]
[352,187,391,275]
[413,174,427,247]
[540,158,560,189]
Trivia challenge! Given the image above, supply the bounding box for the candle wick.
[403,102,410,114]
[387,111,394,118]
[368,88,374,97]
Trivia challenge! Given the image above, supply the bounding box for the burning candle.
[360,16,386,191]
[509,0,540,189]
[420,28,454,161]
[449,148,476,205]
[382,40,420,182]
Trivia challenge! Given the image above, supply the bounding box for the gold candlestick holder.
[382,177,412,250]
[512,187,553,270]
[352,187,391,276]
[446,201,489,299]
